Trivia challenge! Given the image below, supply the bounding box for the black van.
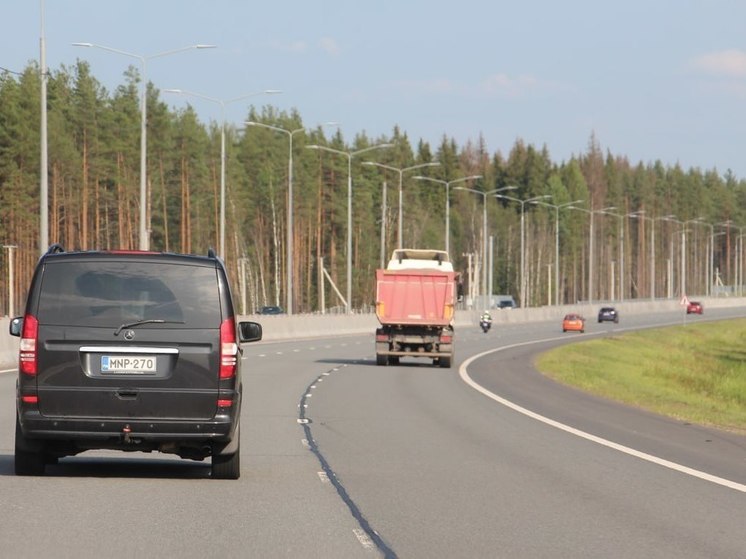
[9,245,262,479]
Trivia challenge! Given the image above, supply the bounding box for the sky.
[3,1,746,179]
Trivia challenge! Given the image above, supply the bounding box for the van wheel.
[212,440,240,480]
[15,417,45,476]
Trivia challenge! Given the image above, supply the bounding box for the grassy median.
[535,318,746,434]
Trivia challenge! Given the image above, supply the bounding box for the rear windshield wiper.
[114,319,184,336]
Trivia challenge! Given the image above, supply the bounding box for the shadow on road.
[0,453,211,479]
[315,357,452,368]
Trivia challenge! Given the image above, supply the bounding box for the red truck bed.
[375,268,457,327]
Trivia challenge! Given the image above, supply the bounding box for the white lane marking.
[317,471,330,483]
[352,528,375,550]
[459,337,746,494]
[0,368,16,375]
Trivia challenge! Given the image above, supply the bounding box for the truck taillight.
[219,318,238,379]
[376,302,385,316]
[19,314,39,375]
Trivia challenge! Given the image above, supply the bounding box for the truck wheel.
[376,353,388,366]
[439,356,452,368]
[15,417,45,476]
[389,356,400,365]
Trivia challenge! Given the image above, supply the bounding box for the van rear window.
[36,261,221,327]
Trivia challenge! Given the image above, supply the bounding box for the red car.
[686,301,703,314]
[562,313,585,333]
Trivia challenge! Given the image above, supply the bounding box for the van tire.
[212,439,240,480]
[15,417,45,476]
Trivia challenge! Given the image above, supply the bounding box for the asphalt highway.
[0,307,744,558]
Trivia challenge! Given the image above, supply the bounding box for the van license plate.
[101,355,156,373]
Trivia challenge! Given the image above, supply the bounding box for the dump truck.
[374,249,459,368]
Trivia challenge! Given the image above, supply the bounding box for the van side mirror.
[238,321,262,343]
[9,317,22,337]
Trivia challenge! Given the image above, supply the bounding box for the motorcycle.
[479,318,492,333]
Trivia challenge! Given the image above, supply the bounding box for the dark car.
[686,301,703,314]
[10,244,262,479]
[597,306,619,323]
[258,305,285,315]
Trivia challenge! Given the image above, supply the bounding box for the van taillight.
[219,318,238,379]
[19,314,39,375]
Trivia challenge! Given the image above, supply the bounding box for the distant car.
[258,306,285,315]
[686,301,703,315]
[562,313,585,333]
[597,306,619,323]
[497,300,515,310]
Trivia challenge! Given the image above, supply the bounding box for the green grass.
[535,319,746,434]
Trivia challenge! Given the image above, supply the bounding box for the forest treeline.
[1,60,745,314]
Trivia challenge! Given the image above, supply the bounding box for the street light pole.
[453,185,517,308]
[412,175,483,258]
[361,162,440,249]
[533,199,584,305]
[73,42,216,250]
[246,121,336,314]
[496,194,551,308]
[307,143,394,313]
[3,245,17,317]
[163,90,280,259]
[40,1,48,253]
[602,210,641,301]
[631,211,656,300]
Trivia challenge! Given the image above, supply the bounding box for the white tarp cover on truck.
[386,249,453,272]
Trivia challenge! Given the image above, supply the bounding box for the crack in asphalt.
[298,364,397,559]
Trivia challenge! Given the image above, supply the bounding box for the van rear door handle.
[116,389,138,399]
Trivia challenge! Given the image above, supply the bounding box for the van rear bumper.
[18,409,239,448]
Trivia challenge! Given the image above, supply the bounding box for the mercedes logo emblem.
[123,330,135,340]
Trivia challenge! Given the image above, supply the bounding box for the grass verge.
[534,318,746,434]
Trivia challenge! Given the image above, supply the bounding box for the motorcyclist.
[480,310,492,332]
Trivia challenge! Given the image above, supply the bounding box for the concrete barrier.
[0,317,17,369]
[246,296,743,341]
[0,296,741,368]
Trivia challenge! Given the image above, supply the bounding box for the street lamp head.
[71,42,93,47]
[195,44,217,49]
